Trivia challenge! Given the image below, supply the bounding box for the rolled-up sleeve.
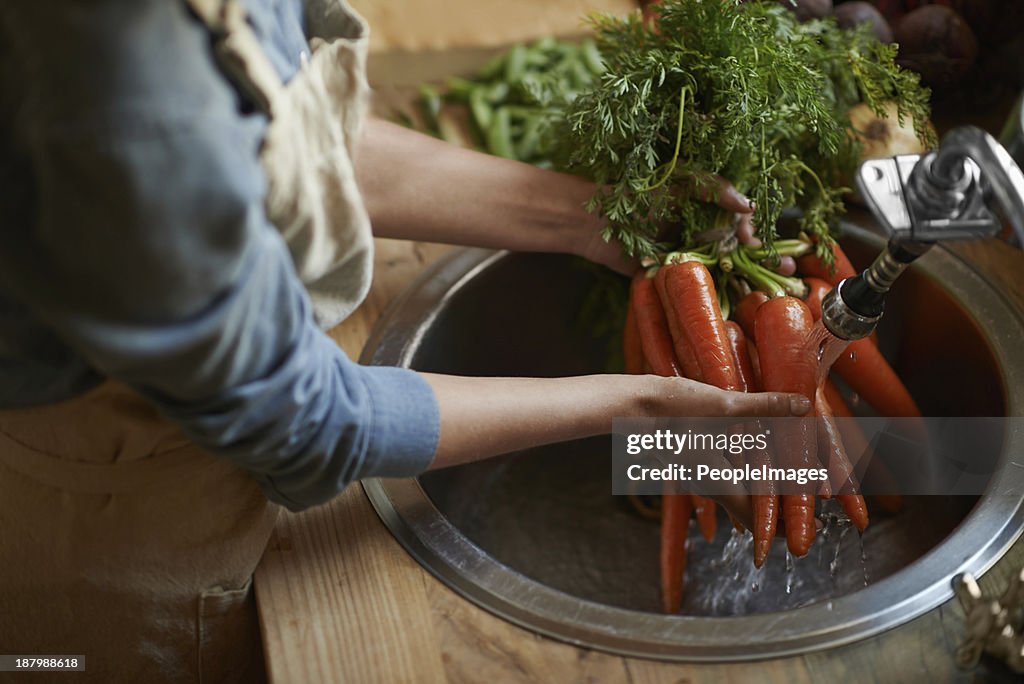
[0,1,439,510]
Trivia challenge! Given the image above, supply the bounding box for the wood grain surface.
[254,236,1024,684]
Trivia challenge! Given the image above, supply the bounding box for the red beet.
[836,2,895,43]
[894,5,978,87]
[865,0,907,22]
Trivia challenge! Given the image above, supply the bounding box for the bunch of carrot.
[625,242,920,614]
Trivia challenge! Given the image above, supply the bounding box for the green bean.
[417,84,442,135]
[444,77,476,100]
[504,44,528,83]
[487,107,515,159]
[469,87,493,132]
[484,82,510,103]
[517,116,544,161]
[411,38,602,163]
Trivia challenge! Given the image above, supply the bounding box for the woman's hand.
[573,175,762,276]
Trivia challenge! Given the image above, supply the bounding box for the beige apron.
[0,1,373,681]
[190,0,375,329]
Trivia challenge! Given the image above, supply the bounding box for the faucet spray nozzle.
[821,239,933,341]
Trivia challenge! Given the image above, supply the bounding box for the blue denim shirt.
[0,0,440,510]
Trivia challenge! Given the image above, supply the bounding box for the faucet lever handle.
[857,152,1001,242]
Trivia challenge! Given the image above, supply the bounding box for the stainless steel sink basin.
[359,223,1024,661]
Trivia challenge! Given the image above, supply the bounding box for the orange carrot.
[825,379,903,514]
[623,301,645,375]
[725,322,778,564]
[656,260,746,548]
[755,296,818,557]
[660,492,691,613]
[630,273,683,378]
[803,277,833,321]
[692,495,718,543]
[747,339,763,389]
[629,284,694,612]
[831,339,921,417]
[725,321,759,393]
[823,378,851,417]
[750,440,780,568]
[797,242,857,286]
[657,261,742,391]
[815,388,870,532]
[755,297,818,407]
[735,290,769,341]
[654,267,704,382]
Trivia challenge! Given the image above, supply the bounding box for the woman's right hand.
[638,374,809,418]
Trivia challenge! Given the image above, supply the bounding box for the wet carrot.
[724,321,759,393]
[815,388,870,532]
[747,339,763,389]
[825,379,904,514]
[623,301,645,375]
[803,277,833,321]
[654,267,704,381]
[832,339,922,417]
[629,290,695,612]
[797,242,857,286]
[751,460,779,568]
[660,491,692,613]
[725,322,778,564]
[657,261,742,391]
[735,290,769,341]
[823,378,851,417]
[755,296,818,557]
[692,495,717,542]
[780,494,815,557]
[657,261,746,548]
[754,297,817,409]
[630,273,683,378]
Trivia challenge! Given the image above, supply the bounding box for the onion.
[848,102,930,162]
[834,2,894,43]
[894,5,978,87]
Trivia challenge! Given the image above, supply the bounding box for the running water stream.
[805,319,851,388]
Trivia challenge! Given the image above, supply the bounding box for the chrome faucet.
[822,93,1024,341]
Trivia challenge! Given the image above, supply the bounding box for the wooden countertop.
[253,235,1024,683]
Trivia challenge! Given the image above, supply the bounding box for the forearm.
[355,119,602,256]
[422,373,808,469]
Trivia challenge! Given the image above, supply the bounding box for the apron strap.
[184,0,286,116]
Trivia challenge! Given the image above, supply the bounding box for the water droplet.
[858,534,870,587]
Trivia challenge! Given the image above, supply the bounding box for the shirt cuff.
[357,365,440,479]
